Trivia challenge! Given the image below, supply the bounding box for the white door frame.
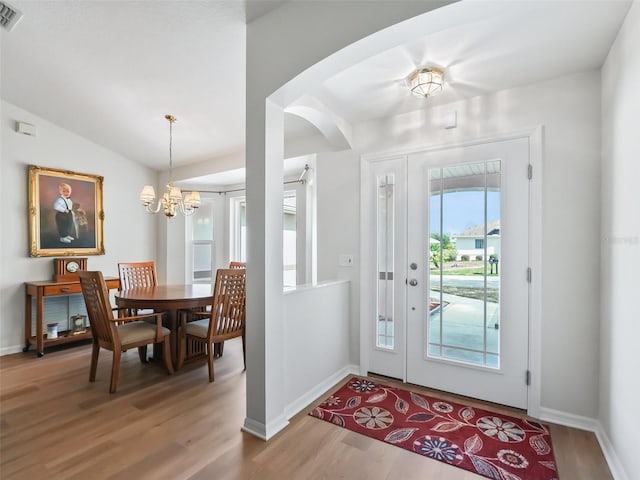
[360,127,543,417]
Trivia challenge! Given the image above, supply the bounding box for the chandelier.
[139,114,201,218]
[408,67,445,99]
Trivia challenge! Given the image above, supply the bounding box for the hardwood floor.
[1,339,611,479]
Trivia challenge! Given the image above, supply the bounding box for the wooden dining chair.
[212,261,246,357]
[79,271,174,393]
[177,268,246,382]
[118,261,158,289]
[118,261,158,316]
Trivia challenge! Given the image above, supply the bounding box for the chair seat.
[184,318,209,338]
[118,321,170,346]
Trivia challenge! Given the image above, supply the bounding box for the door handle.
[409,279,418,286]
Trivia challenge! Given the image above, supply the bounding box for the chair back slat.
[228,261,246,269]
[118,261,158,290]
[78,271,119,347]
[209,268,245,340]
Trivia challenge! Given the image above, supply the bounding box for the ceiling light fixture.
[409,67,445,99]
[139,115,200,219]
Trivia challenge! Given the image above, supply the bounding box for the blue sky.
[430,191,500,235]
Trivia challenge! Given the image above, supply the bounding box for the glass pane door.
[428,160,501,367]
[406,138,529,409]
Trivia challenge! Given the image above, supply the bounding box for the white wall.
[316,150,361,365]
[283,280,353,417]
[600,2,640,479]
[0,101,158,354]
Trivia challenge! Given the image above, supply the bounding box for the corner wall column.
[243,98,288,439]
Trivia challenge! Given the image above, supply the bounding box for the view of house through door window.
[429,160,501,367]
[231,191,297,286]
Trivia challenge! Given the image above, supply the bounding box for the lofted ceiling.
[1,0,632,182]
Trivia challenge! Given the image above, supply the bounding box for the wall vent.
[0,1,23,32]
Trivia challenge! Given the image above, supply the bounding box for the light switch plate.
[339,254,354,267]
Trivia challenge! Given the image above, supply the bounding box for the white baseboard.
[1,345,25,356]
[284,364,359,420]
[538,406,600,432]
[594,425,630,480]
[231,365,362,441]
[539,407,629,480]
[242,414,290,441]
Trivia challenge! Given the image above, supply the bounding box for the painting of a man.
[29,165,104,256]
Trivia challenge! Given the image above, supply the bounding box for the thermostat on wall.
[16,121,37,136]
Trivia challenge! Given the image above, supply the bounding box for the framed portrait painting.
[28,165,105,257]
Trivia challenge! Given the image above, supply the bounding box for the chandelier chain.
[166,114,176,183]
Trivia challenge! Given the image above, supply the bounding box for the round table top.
[115,284,213,307]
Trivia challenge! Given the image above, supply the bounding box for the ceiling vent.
[0,1,23,32]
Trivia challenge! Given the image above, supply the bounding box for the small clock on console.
[53,257,87,282]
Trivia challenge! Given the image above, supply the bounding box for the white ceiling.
[1,0,632,182]
[312,0,631,123]
[1,0,250,169]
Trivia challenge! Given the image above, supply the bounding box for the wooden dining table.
[114,284,213,369]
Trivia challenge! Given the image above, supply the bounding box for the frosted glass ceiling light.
[139,114,201,219]
[409,67,445,99]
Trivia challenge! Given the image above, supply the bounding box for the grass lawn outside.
[430,260,499,277]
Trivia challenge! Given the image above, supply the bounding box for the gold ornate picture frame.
[28,165,105,257]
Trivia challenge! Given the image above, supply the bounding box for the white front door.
[364,138,530,409]
[406,138,530,409]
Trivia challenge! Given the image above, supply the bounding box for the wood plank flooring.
[0,339,612,479]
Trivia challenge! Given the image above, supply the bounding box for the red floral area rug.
[310,377,558,480]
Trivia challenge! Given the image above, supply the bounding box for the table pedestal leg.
[152,309,178,370]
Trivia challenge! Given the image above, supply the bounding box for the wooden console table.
[24,278,120,357]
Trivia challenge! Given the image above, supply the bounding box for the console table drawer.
[43,284,82,296]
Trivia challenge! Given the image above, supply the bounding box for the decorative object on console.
[28,165,105,257]
[46,323,58,339]
[53,257,87,282]
[69,314,87,335]
[408,67,445,99]
[139,114,201,218]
